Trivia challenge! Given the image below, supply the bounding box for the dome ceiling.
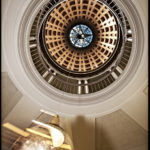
[2,0,146,115]
[29,0,132,94]
[43,0,119,73]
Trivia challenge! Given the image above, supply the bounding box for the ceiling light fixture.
[20,136,49,150]
[2,110,73,150]
[32,120,65,147]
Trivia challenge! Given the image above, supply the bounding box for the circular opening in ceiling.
[40,0,121,76]
[3,0,145,115]
[69,24,93,48]
[15,0,144,100]
[28,0,130,95]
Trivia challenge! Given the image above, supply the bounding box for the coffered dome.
[3,0,146,115]
[28,0,132,95]
[43,0,119,74]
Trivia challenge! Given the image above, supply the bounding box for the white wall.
[121,89,148,130]
[2,73,22,121]
[95,110,148,150]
